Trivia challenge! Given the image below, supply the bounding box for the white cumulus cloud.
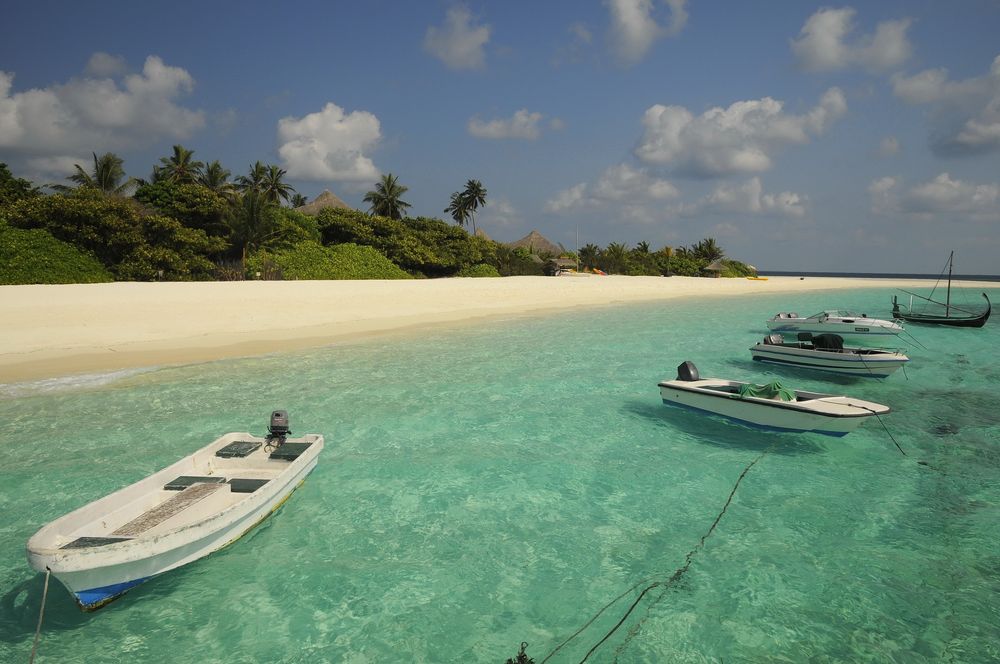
[634,88,847,177]
[686,177,807,218]
[0,55,204,177]
[544,183,590,213]
[478,197,520,228]
[869,173,999,220]
[545,163,678,213]
[606,0,687,65]
[468,109,543,140]
[277,102,381,182]
[424,6,491,70]
[84,52,127,78]
[892,54,1000,156]
[791,7,912,73]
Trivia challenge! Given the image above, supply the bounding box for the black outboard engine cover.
[268,410,291,437]
[676,361,700,382]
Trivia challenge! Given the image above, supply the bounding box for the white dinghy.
[26,410,324,610]
[750,333,910,378]
[658,362,890,437]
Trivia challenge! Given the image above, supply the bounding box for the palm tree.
[604,242,629,274]
[52,152,136,195]
[460,179,487,234]
[290,193,308,208]
[235,161,268,196]
[691,237,724,262]
[635,241,650,253]
[261,164,295,204]
[578,243,600,270]
[199,161,237,201]
[363,173,411,219]
[444,191,470,228]
[158,145,204,184]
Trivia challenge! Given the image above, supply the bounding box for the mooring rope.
[538,450,769,664]
[29,568,50,664]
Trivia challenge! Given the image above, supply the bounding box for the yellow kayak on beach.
[747,276,768,281]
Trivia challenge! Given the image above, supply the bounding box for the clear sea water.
[1,286,998,663]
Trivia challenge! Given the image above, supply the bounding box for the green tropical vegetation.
[50,152,137,196]
[445,179,487,234]
[0,222,112,284]
[1,154,755,284]
[363,173,410,219]
[246,241,410,280]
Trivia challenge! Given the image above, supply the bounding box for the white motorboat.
[26,411,324,610]
[767,310,903,341]
[658,361,890,436]
[750,333,909,378]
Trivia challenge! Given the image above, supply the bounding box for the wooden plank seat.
[112,482,226,537]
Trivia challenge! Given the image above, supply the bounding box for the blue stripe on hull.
[75,577,150,610]
[661,399,850,437]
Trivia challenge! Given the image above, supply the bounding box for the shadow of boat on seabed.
[0,573,98,642]
[622,399,826,456]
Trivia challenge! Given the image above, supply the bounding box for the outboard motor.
[764,333,784,345]
[676,361,700,382]
[267,410,291,447]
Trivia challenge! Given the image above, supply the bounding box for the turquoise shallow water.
[2,286,999,663]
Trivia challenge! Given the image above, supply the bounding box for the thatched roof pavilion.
[295,190,351,216]
[508,230,564,255]
[703,259,727,277]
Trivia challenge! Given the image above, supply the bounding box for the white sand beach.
[1,276,992,383]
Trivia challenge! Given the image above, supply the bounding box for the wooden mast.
[946,250,953,317]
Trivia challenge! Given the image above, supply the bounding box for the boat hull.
[766,320,902,340]
[891,293,990,328]
[26,433,323,610]
[658,380,888,437]
[749,344,909,378]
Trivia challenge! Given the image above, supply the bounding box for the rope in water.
[539,450,769,664]
[29,568,50,664]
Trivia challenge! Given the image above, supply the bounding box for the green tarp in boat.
[738,380,796,402]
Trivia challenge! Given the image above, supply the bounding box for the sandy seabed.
[2,275,988,383]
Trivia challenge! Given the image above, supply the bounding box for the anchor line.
[29,568,50,664]
[539,450,769,664]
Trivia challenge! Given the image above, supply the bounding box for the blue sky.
[2,1,999,273]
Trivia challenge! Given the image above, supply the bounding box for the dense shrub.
[720,259,755,277]
[134,181,231,239]
[246,241,411,280]
[316,208,496,277]
[456,263,501,277]
[5,190,225,280]
[0,222,112,284]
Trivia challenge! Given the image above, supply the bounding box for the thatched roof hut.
[703,259,727,277]
[509,230,563,256]
[295,190,351,216]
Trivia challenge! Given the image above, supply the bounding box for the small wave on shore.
[0,367,157,399]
